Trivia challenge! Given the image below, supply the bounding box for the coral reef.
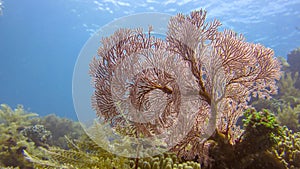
[251,98,285,115]
[277,105,300,132]
[204,109,286,169]
[252,70,300,133]
[25,133,202,169]
[31,114,84,149]
[1,102,299,169]
[0,104,86,168]
[278,72,300,107]
[24,140,131,168]
[273,127,300,168]
[2,9,300,169]
[132,153,201,169]
[287,47,300,89]
[21,124,52,148]
[0,104,40,168]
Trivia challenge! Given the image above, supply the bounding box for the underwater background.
[0,0,300,120]
[1,1,300,169]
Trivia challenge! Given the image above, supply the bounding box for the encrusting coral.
[131,153,201,169]
[273,127,300,169]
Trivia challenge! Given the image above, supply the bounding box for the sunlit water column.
[0,0,3,15]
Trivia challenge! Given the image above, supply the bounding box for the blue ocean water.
[0,0,299,120]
